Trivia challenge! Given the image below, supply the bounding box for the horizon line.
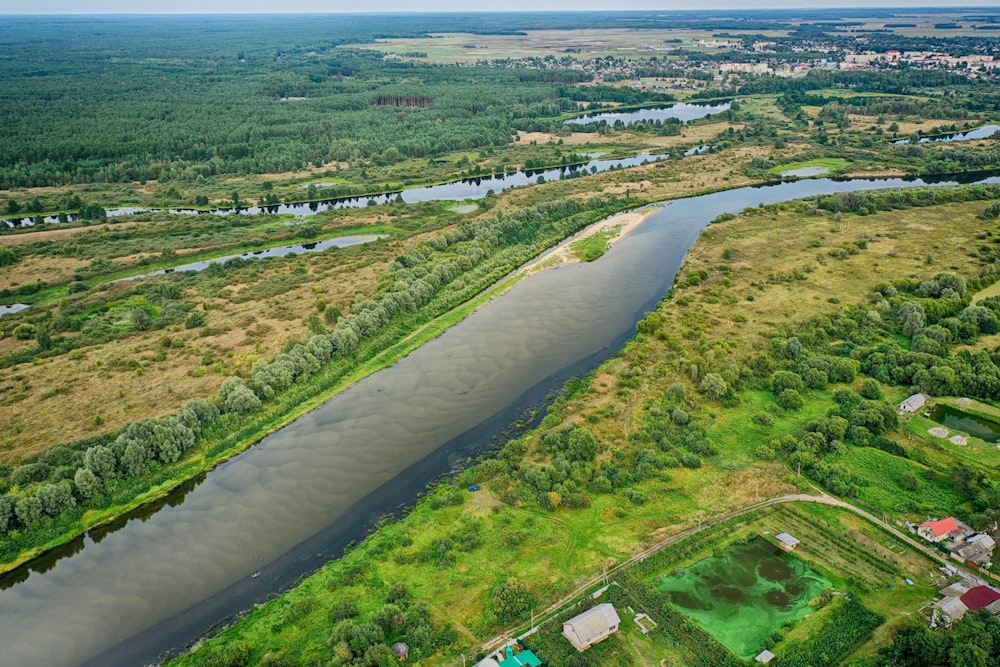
[3,5,1000,16]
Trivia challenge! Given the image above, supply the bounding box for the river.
[0,174,996,667]
[1,153,669,228]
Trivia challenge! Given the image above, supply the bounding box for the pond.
[126,234,386,280]
[894,124,1000,145]
[658,537,831,659]
[928,403,1000,443]
[0,303,30,318]
[563,101,732,126]
[0,173,997,667]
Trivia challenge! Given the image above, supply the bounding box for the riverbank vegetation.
[3,12,1000,666]
[164,186,1000,666]
[0,194,646,570]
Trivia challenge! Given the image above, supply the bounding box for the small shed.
[776,533,800,550]
[937,596,969,625]
[755,649,776,664]
[497,646,542,667]
[391,642,409,660]
[563,603,621,651]
[898,393,926,413]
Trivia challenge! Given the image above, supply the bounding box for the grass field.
[767,157,852,176]
[338,28,790,64]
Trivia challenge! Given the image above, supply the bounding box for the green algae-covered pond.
[658,537,831,659]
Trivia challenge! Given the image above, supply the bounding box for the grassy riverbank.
[166,191,1000,666]
[0,196,654,574]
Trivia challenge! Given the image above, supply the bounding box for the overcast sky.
[3,1,999,14]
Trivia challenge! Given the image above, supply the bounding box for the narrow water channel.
[0,175,995,667]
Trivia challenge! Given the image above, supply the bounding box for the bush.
[12,323,36,340]
[777,388,804,411]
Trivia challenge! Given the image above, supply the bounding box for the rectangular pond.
[657,536,831,659]
[928,403,1000,443]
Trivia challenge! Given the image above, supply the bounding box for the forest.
[2,9,1000,667]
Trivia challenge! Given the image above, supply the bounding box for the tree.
[492,577,534,624]
[0,495,15,532]
[83,445,117,480]
[6,199,20,214]
[35,482,75,517]
[122,441,150,477]
[772,370,804,394]
[700,373,729,401]
[219,377,261,414]
[14,494,43,527]
[777,389,804,411]
[74,468,100,499]
[34,324,52,351]
[859,379,883,400]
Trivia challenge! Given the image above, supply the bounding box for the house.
[951,534,996,568]
[940,581,971,599]
[936,596,969,625]
[563,603,621,651]
[755,649,776,664]
[898,393,927,413]
[960,585,1000,612]
[918,517,963,543]
[776,533,800,550]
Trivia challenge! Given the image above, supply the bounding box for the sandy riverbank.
[518,206,662,277]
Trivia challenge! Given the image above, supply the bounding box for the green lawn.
[767,158,852,176]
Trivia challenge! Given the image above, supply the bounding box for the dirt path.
[463,491,993,663]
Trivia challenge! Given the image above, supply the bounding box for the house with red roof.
[917,517,966,543]
[960,586,1000,612]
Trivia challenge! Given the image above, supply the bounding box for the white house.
[563,603,621,651]
[898,394,926,413]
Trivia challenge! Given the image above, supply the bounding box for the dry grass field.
[0,229,428,464]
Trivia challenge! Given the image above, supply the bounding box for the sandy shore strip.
[518,206,662,277]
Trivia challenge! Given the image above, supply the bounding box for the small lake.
[781,166,830,178]
[658,537,830,659]
[894,124,1000,145]
[928,403,1000,443]
[126,234,386,280]
[0,303,30,318]
[563,101,732,126]
[1,153,669,228]
[684,144,714,156]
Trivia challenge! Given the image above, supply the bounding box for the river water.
[563,101,731,126]
[1,153,668,228]
[0,174,996,667]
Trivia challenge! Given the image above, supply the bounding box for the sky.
[2,1,999,14]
